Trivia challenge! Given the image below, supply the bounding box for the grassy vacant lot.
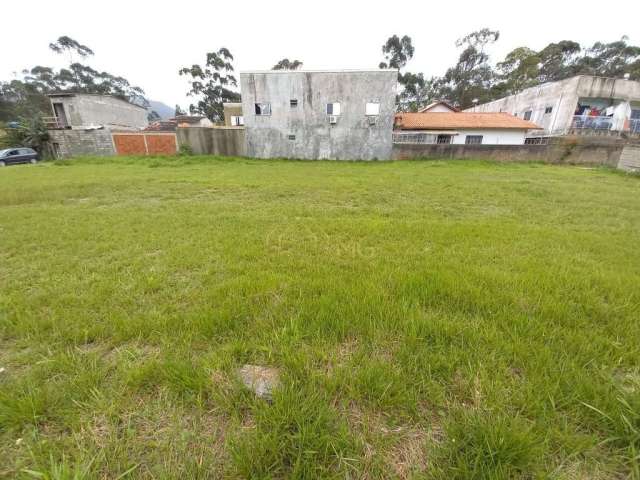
[0,156,639,479]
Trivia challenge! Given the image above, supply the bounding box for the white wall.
[451,129,526,145]
[426,104,455,112]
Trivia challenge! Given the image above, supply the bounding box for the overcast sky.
[2,0,637,109]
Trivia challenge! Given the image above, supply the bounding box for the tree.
[574,37,640,79]
[497,47,541,94]
[379,35,414,69]
[49,36,94,64]
[272,59,303,70]
[1,116,49,152]
[0,36,150,123]
[537,41,581,82]
[438,28,500,108]
[179,48,241,122]
[378,34,434,111]
[175,104,186,116]
[147,110,161,122]
[0,80,50,122]
[397,72,438,112]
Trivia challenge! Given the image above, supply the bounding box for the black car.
[0,148,39,166]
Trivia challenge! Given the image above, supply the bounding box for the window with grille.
[465,135,483,145]
[437,135,452,144]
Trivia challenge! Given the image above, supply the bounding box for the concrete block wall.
[391,136,626,167]
[48,129,115,158]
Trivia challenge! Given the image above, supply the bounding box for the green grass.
[1,155,639,479]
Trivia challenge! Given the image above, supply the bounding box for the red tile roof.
[395,112,540,130]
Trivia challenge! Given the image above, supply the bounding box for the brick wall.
[112,134,146,155]
[112,133,177,156]
[145,134,177,155]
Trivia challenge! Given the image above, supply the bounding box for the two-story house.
[46,93,148,131]
[239,70,398,160]
[468,76,640,140]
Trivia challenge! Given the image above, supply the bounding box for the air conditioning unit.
[328,115,338,124]
[367,116,378,126]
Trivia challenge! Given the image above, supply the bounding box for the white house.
[393,110,540,145]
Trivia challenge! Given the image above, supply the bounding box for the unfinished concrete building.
[240,70,398,160]
[468,76,640,139]
[46,93,148,131]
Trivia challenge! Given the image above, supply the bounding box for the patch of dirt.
[344,402,443,479]
[555,459,619,479]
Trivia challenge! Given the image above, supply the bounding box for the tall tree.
[379,35,414,69]
[179,48,241,122]
[49,36,94,64]
[438,28,500,108]
[0,35,150,122]
[378,34,434,111]
[537,40,582,82]
[397,72,438,112]
[272,59,303,70]
[575,37,640,79]
[497,47,541,94]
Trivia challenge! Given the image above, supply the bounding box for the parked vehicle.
[0,148,39,167]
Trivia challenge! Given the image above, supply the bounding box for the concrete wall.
[49,94,148,130]
[240,70,397,160]
[177,127,246,156]
[48,129,115,158]
[469,76,640,135]
[392,136,626,167]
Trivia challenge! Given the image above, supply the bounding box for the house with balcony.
[467,76,640,140]
[45,93,148,131]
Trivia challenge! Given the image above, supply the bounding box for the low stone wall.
[48,129,115,158]
[177,127,246,156]
[618,145,640,172]
[392,137,626,167]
